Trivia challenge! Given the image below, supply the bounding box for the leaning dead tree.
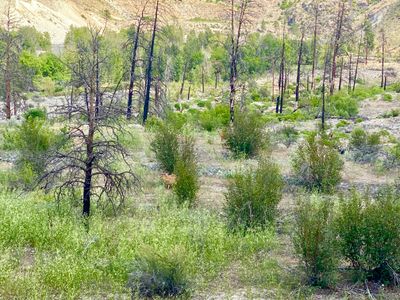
[127,1,149,120]
[295,30,305,107]
[228,0,254,122]
[142,0,160,124]
[40,26,139,217]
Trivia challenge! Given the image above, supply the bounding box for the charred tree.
[330,2,345,95]
[311,1,319,91]
[295,32,304,105]
[380,29,385,88]
[127,3,148,120]
[143,0,159,124]
[353,34,362,92]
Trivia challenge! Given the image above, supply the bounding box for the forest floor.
[1,88,400,299]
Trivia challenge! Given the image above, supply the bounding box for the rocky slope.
[1,0,399,50]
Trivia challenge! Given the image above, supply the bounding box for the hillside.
[2,0,399,48]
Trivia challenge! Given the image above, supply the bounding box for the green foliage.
[150,123,179,174]
[328,91,359,118]
[223,111,268,158]
[3,109,63,186]
[173,136,199,206]
[276,126,299,148]
[293,196,338,287]
[382,109,400,118]
[388,82,400,93]
[383,93,393,102]
[198,104,230,132]
[292,132,343,193]
[129,246,189,298]
[0,192,276,298]
[335,189,400,283]
[349,128,381,163]
[336,120,350,128]
[225,160,283,231]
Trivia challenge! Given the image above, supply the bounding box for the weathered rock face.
[1,0,398,50]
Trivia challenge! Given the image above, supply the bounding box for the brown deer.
[161,173,176,189]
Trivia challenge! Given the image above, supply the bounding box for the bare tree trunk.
[311,2,319,91]
[384,76,387,90]
[353,35,362,92]
[179,62,188,100]
[187,84,191,100]
[127,21,142,119]
[322,50,331,131]
[201,65,205,93]
[295,32,304,104]
[330,2,345,95]
[271,60,275,100]
[338,57,344,91]
[83,84,95,216]
[5,75,11,119]
[348,53,352,93]
[380,30,385,88]
[143,0,159,124]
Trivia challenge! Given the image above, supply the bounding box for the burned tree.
[40,26,139,217]
[295,31,304,107]
[143,0,159,124]
[330,1,345,95]
[353,33,362,92]
[228,0,254,122]
[321,48,332,131]
[127,1,149,120]
[310,0,319,91]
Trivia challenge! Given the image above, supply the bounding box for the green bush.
[329,91,359,118]
[3,109,63,186]
[150,123,179,174]
[276,126,299,148]
[224,160,283,231]
[173,136,199,206]
[128,246,189,298]
[223,111,268,158]
[388,82,400,93]
[383,93,393,102]
[292,132,343,193]
[198,104,230,132]
[293,196,338,287]
[336,120,350,128]
[335,189,400,283]
[382,109,400,118]
[349,128,381,163]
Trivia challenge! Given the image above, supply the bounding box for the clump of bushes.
[198,104,230,132]
[225,160,283,231]
[382,109,400,118]
[335,189,400,283]
[349,127,381,163]
[223,111,268,158]
[291,132,343,193]
[151,120,199,205]
[128,246,189,298]
[276,126,299,148]
[328,91,359,118]
[3,108,64,186]
[293,196,338,287]
[151,123,179,174]
[173,136,199,206]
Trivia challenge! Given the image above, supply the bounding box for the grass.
[0,190,277,298]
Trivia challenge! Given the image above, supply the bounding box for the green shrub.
[225,160,283,231]
[388,82,400,93]
[292,132,343,193]
[276,126,299,148]
[150,123,179,174]
[349,128,381,163]
[198,104,230,132]
[223,111,268,158]
[335,189,400,283]
[329,91,359,118]
[382,109,400,118]
[128,246,189,298]
[383,93,393,102]
[3,109,63,186]
[336,120,350,128]
[293,196,338,287]
[173,136,199,206]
